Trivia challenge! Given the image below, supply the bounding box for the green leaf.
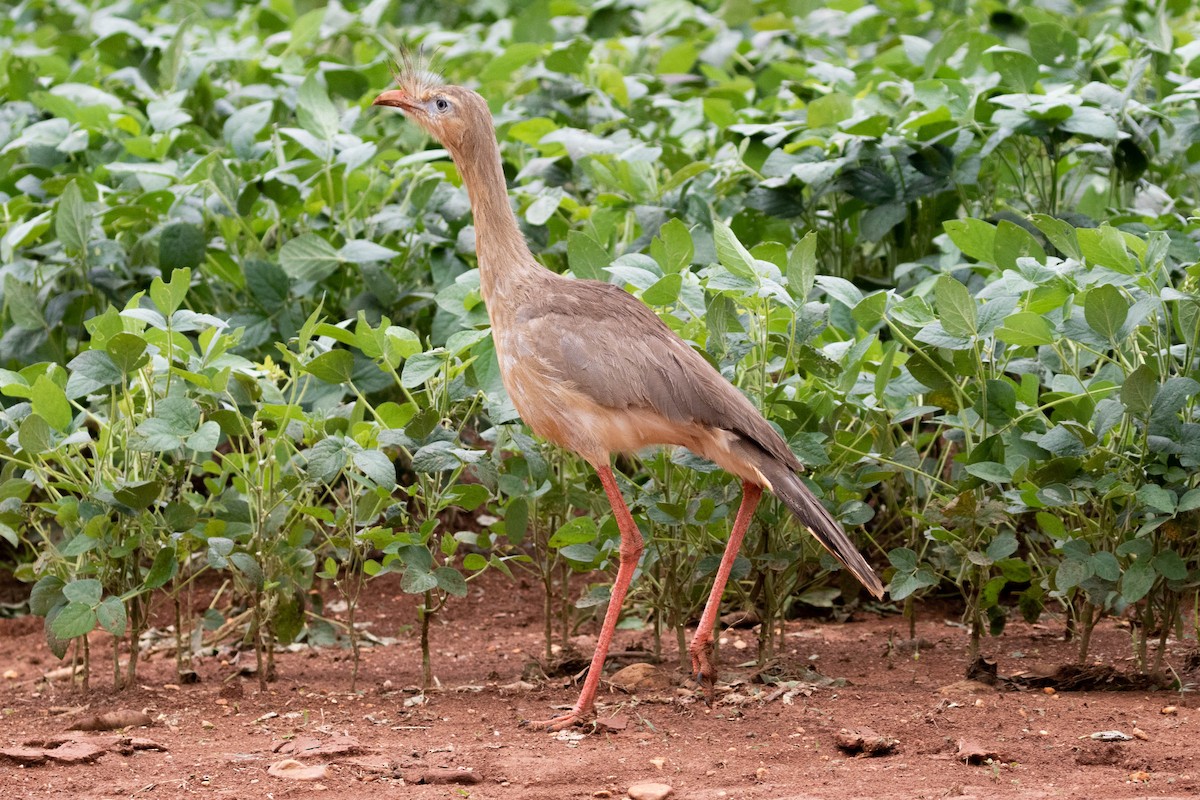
[106,332,149,374]
[1137,482,1176,513]
[1152,550,1187,581]
[944,219,996,263]
[997,558,1032,583]
[559,543,599,563]
[1078,226,1134,273]
[987,47,1039,92]
[307,438,349,482]
[1120,560,1155,603]
[434,566,468,597]
[1084,284,1128,340]
[144,546,178,589]
[1176,487,1200,513]
[934,275,976,337]
[446,484,490,512]
[1121,365,1156,416]
[401,568,439,594]
[352,449,396,489]
[807,92,852,128]
[1091,551,1120,582]
[18,414,53,454]
[786,231,817,300]
[1055,558,1090,592]
[567,231,610,281]
[151,268,192,315]
[29,575,65,616]
[113,480,161,509]
[401,352,444,389]
[96,596,127,636]
[712,219,756,280]
[548,516,597,547]
[965,461,1011,483]
[30,374,71,432]
[1029,214,1081,260]
[642,273,681,306]
[280,234,342,283]
[130,418,183,452]
[887,547,918,572]
[997,311,1054,347]
[66,350,123,396]
[63,582,102,614]
[230,552,263,588]
[50,602,97,639]
[463,553,488,571]
[159,224,205,272]
[304,350,355,385]
[4,276,44,330]
[56,180,90,255]
[993,220,1046,270]
[297,73,339,140]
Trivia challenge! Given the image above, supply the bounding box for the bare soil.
[1,570,1197,800]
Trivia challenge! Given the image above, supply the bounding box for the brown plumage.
[374,70,884,731]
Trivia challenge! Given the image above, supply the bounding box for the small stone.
[1161,706,1178,715]
[408,767,482,785]
[68,710,153,731]
[44,741,105,764]
[0,746,48,765]
[1090,731,1132,742]
[627,782,673,800]
[3,669,18,680]
[268,759,329,781]
[956,739,999,764]
[1132,728,1149,741]
[608,663,672,694]
[592,792,613,799]
[201,720,215,730]
[595,715,627,733]
[755,767,768,781]
[1043,687,1056,695]
[1129,770,1150,783]
[649,756,666,770]
[834,728,898,757]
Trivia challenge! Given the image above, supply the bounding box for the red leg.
[523,464,644,732]
[687,481,762,702]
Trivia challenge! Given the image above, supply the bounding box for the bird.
[373,66,885,731]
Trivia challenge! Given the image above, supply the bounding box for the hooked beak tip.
[372,89,413,110]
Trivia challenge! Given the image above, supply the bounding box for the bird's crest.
[389,47,445,99]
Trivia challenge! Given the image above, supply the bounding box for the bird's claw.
[521,709,592,732]
[689,642,717,706]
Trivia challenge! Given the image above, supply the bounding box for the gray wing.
[515,279,802,470]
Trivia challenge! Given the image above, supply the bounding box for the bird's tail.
[749,448,885,599]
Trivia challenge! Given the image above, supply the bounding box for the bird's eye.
[434,96,450,113]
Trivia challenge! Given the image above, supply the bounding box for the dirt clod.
[627,781,673,800]
[956,739,999,764]
[44,741,106,764]
[267,759,329,781]
[68,711,152,731]
[834,728,898,756]
[0,746,49,765]
[608,663,672,694]
[408,767,482,785]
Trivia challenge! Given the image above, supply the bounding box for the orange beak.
[372,89,417,113]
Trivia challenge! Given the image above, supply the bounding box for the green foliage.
[2,0,1200,684]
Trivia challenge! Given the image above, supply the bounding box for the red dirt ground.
[1,570,1197,800]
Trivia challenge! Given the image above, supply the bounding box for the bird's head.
[372,64,490,156]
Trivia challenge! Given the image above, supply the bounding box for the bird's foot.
[520,707,593,732]
[688,639,718,705]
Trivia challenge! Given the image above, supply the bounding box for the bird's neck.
[452,134,543,310]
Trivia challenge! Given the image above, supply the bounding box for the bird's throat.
[451,136,544,310]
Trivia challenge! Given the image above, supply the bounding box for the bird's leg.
[523,464,644,732]
[687,481,762,703]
